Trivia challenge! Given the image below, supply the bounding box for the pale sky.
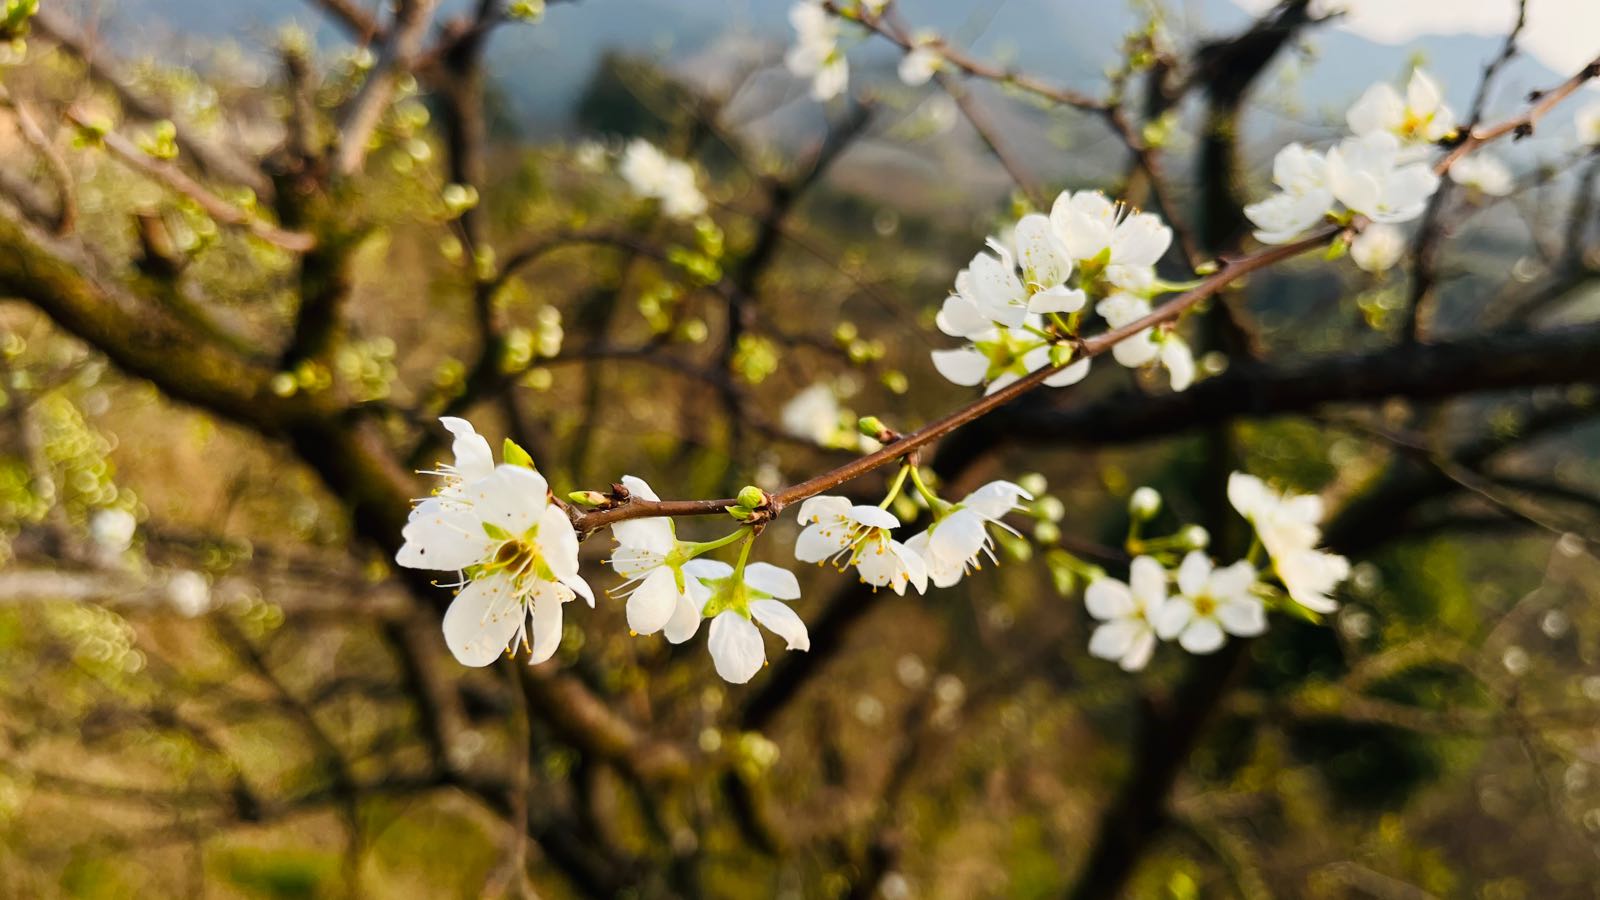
[1233,0,1600,89]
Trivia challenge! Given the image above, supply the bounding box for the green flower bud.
[568,490,607,507]
[736,485,767,509]
[857,416,887,437]
[1179,524,1210,550]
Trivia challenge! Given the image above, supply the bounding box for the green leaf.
[503,438,535,469]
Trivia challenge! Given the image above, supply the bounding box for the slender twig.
[66,108,316,252]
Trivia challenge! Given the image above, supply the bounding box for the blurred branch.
[31,6,273,197]
[0,87,75,234]
[335,0,444,177]
[65,107,316,252]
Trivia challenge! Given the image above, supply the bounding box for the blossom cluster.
[1086,474,1350,671]
[618,138,707,220]
[1243,67,1523,276]
[931,190,1194,394]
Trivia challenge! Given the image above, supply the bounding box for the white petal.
[932,348,989,386]
[1160,337,1195,392]
[795,522,852,563]
[468,466,550,535]
[962,481,1032,520]
[442,573,521,667]
[1178,617,1226,654]
[627,566,681,635]
[683,558,734,582]
[744,562,801,600]
[708,612,766,684]
[1089,619,1138,661]
[561,574,595,608]
[1043,357,1091,388]
[1027,285,1086,315]
[620,474,661,502]
[1120,629,1157,672]
[846,505,899,529]
[398,502,494,571]
[1227,472,1266,520]
[663,591,704,644]
[1085,578,1134,620]
[1209,560,1258,601]
[1012,213,1072,287]
[1347,82,1404,135]
[1129,556,1168,608]
[798,495,852,525]
[609,546,666,579]
[1176,551,1212,597]
[536,504,581,580]
[750,599,810,651]
[936,293,992,338]
[527,580,569,664]
[1154,597,1194,640]
[1217,598,1267,637]
[440,416,495,482]
[612,517,675,554]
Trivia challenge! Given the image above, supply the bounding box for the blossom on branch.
[786,1,848,101]
[1228,472,1350,615]
[1155,552,1265,654]
[795,496,928,594]
[608,476,709,642]
[686,559,809,683]
[619,139,707,219]
[905,480,1032,588]
[1347,67,1457,146]
[1086,556,1168,672]
[1350,223,1405,274]
[399,461,594,667]
[1244,143,1333,244]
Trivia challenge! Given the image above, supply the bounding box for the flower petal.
[708,612,766,684]
[442,573,521,667]
[440,416,495,482]
[398,501,494,571]
[527,580,569,665]
[750,599,810,651]
[1085,578,1133,620]
[744,562,801,600]
[1178,617,1226,654]
[626,566,680,635]
[1176,551,1212,598]
[468,465,549,535]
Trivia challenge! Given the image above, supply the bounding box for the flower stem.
[879,463,912,509]
[682,526,753,560]
[908,465,951,516]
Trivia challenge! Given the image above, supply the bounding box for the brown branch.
[68,108,316,252]
[567,227,1340,535]
[31,6,272,197]
[335,0,443,177]
[0,88,75,234]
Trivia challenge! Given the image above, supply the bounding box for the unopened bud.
[857,416,888,438]
[727,505,755,521]
[1179,524,1210,550]
[1048,343,1075,367]
[1129,486,1162,521]
[736,485,767,509]
[1032,521,1061,544]
[568,490,607,507]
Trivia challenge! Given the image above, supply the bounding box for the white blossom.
[786,1,848,101]
[1577,101,1600,146]
[399,463,594,667]
[685,559,809,683]
[607,476,708,643]
[781,383,843,446]
[90,508,137,555]
[1347,68,1457,145]
[619,139,707,219]
[795,497,927,594]
[1325,131,1441,224]
[1244,143,1334,244]
[1449,152,1514,197]
[905,480,1032,587]
[1350,223,1405,273]
[1227,472,1350,615]
[898,34,941,86]
[1049,189,1172,278]
[931,319,1090,395]
[1155,552,1265,653]
[1095,293,1193,391]
[1086,556,1168,672]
